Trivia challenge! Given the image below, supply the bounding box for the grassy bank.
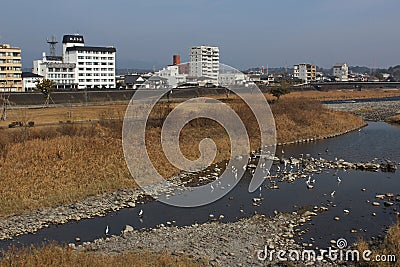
[0,97,365,218]
[386,114,400,125]
[0,244,207,267]
[355,220,399,266]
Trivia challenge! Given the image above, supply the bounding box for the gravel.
[324,100,400,121]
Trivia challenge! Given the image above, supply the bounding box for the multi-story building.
[62,35,116,89]
[293,63,316,83]
[33,53,76,89]
[33,34,116,89]
[22,72,44,91]
[189,46,219,84]
[333,63,349,82]
[0,44,22,92]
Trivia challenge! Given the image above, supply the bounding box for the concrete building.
[0,44,22,92]
[333,63,349,82]
[293,63,316,83]
[33,34,116,89]
[156,65,187,88]
[22,72,44,91]
[190,46,219,84]
[33,53,76,89]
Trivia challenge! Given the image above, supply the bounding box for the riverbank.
[386,114,400,125]
[0,96,370,266]
[324,100,400,121]
[0,97,366,218]
[76,212,310,267]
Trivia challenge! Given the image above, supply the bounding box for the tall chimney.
[173,54,180,66]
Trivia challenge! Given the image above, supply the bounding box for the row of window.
[0,52,21,57]
[48,68,74,72]
[0,59,21,64]
[0,67,21,71]
[78,79,114,82]
[77,56,114,60]
[78,68,114,71]
[78,73,114,77]
[49,74,74,78]
[78,62,114,66]
[0,74,21,78]
[55,80,75,85]
[77,51,114,55]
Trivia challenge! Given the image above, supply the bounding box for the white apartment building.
[22,72,44,91]
[293,63,316,83]
[33,35,116,89]
[33,53,76,89]
[333,63,349,82]
[190,46,219,84]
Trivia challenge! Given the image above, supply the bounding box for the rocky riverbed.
[324,100,400,121]
[74,211,336,267]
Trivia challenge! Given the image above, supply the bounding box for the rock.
[343,209,350,214]
[384,201,394,207]
[372,202,381,207]
[334,217,340,221]
[218,215,225,220]
[302,211,317,217]
[307,184,314,190]
[386,193,394,198]
[372,213,377,216]
[123,225,134,233]
[375,195,385,200]
[75,237,81,242]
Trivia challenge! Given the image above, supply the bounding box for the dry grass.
[0,244,207,267]
[355,220,399,266]
[386,114,400,125]
[280,89,400,101]
[272,98,365,143]
[0,104,127,127]
[0,97,365,218]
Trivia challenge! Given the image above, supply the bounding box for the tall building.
[189,46,219,84]
[0,44,22,92]
[293,63,316,83]
[333,63,349,82]
[33,34,116,89]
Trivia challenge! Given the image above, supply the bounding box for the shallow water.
[1,122,399,250]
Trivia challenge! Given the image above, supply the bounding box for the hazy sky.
[1,0,399,69]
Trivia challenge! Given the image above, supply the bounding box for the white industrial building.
[156,65,187,88]
[189,46,219,85]
[33,35,116,89]
[333,63,349,82]
[33,54,76,89]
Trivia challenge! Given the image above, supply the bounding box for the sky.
[1,0,400,70]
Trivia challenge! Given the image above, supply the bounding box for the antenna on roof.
[46,35,58,56]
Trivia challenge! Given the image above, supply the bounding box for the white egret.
[105,225,109,235]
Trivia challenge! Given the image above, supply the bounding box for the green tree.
[270,80,290,102]
[35,79,56,106]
